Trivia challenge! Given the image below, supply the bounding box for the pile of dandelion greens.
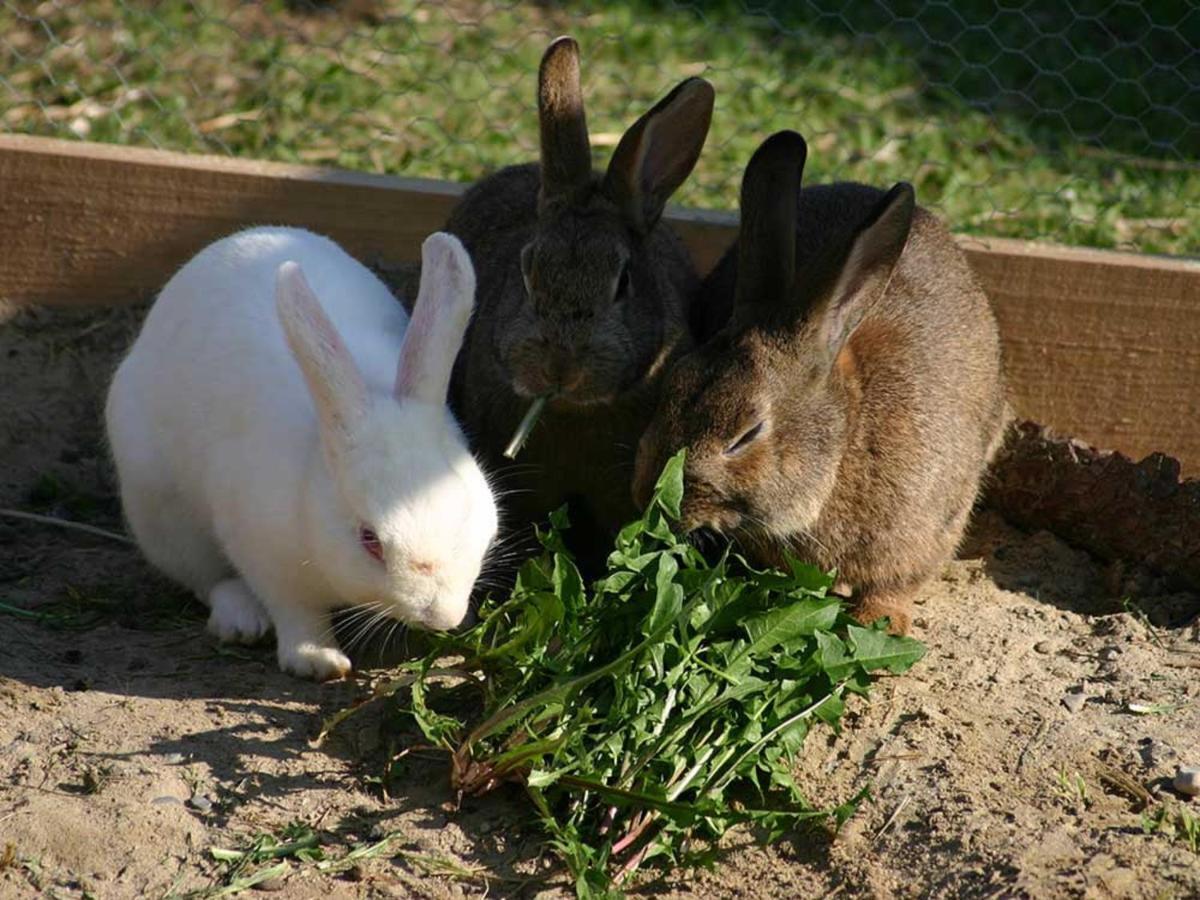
[321,451,925,894]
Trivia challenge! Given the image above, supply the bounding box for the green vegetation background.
[3,0,1196,255]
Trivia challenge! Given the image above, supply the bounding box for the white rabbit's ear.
[276,261,370,460]
[395,233,475,405]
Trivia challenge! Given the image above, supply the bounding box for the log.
[984,421,1200,591]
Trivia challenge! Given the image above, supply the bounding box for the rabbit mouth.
[548,388,618,409]
[686,526,732,560]
[681,506,745,536]
[510,370,618,408]
[503,341,633,407]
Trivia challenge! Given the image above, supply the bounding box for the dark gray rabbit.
[443,36,714,562]
[635,131,1010,633]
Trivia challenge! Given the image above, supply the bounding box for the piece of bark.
[983,420,1200,591]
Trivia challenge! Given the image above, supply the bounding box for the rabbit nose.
[408,559,436,576]
[545,353,585,394]
[559,365,586,392]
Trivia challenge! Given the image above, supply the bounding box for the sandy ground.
[2,306,1198,899]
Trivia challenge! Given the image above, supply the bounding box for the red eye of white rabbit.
[724,421,765,457]
[358,526,384,562]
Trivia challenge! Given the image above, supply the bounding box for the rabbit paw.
[207,578,272,644]
[278,642,353,682]
[852,592,914,635]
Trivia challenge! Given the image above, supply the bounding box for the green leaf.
[328,452,925,895]
[740,598,840,656]
[846,625,927,673]
[645,553,684,636]
[813,630,854,680]
[650,449,686,519]
[552,553,585,610]
[526,767,563,788]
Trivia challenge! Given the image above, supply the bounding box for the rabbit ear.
[813,182,915,356]
[538,36,592,204]
[395,232,475,405]
[276,261,370,462]
[733,130,807,314]
[603,77,715,235]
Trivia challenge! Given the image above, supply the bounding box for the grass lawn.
[2,0,1196,255]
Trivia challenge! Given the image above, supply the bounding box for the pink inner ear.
[277,260,370,447]
[395,232,474,405]
[394,296,435,399]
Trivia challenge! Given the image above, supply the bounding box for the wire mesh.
[2,0,1196,256]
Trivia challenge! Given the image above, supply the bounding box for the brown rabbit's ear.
[813,182,915,356]
[603,77,715,234]
[538,36,592,204]
[733,130,808,313]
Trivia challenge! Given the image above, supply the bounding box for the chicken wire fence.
[3,0,1197,256]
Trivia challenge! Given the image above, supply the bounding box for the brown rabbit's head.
[498,37,714,407]
[633,130,916,542]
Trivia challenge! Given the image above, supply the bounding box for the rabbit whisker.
[326,602,385,641]
[342,607,395,653]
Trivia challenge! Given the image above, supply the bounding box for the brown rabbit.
[633,130,1009,633]
[443,36,714,565]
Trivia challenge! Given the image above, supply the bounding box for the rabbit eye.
[520,243,535,296]
[614,264,631,301]
[724,421,765,457]
[359,526,384,563]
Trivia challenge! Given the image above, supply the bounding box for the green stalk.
[503,395,548,459]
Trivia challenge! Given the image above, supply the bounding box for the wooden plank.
[2,135,1198,472]
[961,236,1200,475]
[0,134,465,310]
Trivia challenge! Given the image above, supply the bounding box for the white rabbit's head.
[277,233,498,631]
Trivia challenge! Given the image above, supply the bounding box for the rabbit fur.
[634,131,1009,633]
[443,36,714,565]
[105,227,498,680]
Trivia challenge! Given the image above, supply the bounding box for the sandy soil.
[2,306,1198,899]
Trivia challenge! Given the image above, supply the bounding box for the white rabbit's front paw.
[272,609,350,681]
[277,642,352,681]
[207,578,272,644]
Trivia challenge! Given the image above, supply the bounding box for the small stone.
[1173,766,1200,796]
[151,795,183,807]
[1034,640,1057,655]
[162,753,185,765]
[1062,693,1087,713]
[1099,647,1121,661]
[253,877,286,892]
[188,794,213,813]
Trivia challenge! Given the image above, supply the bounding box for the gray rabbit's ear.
[813,182,915,356]
[603,77,715,235]
[733,130,807,314]
[538,36,592,204]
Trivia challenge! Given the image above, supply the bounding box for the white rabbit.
[105,227,498,680]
